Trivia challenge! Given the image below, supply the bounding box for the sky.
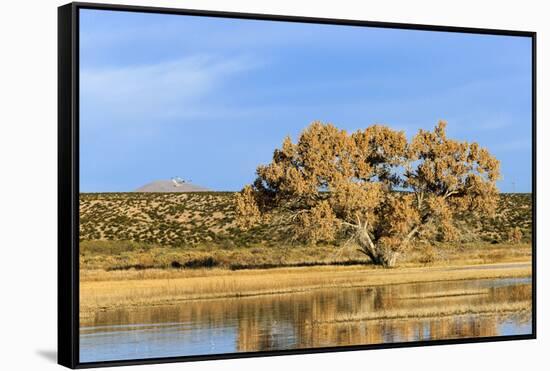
[79,9,533,193]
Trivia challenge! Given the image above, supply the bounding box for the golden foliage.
[329,181,384,222]
[408,121,500,216]
[234,185,261,230]
[294,201,338,244]
[379,194,420,238]
[236,120,501,267]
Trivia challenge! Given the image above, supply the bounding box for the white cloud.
[80,54,258,124]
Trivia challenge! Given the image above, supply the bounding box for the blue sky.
[79,9,532,193]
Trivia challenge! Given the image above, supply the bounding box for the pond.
[80,277,532,363]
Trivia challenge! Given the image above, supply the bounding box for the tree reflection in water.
[82,278,531,356]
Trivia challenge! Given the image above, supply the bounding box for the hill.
[134,179,209,192]
[80,192,532,247]
[79,192,532,271]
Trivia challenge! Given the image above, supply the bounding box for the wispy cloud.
[81,54,259,124]
[78,9,532,193]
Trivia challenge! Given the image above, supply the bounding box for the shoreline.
[80,260,531,320]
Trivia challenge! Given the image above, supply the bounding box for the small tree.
[236,121,500,267]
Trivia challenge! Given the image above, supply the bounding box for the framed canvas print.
[58,2,536,368]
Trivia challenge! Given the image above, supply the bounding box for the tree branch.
[403,224,420,244]
[443,189,459,199]
[341,220,358,228]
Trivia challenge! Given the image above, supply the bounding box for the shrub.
[507,227,523,243]
[419,245,437,265]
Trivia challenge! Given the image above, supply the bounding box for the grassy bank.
[80,240,531,271]
[80,261,531,320]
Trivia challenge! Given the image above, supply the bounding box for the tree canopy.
[236,121,500,267]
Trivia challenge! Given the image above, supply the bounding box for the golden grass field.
[80,240,531,271]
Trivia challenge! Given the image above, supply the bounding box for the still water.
[80,278,532,362]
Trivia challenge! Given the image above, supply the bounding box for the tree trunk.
[355,228,399,268]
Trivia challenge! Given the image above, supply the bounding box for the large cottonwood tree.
[235,121,500,267]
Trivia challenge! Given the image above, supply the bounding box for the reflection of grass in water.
[80,278,532,350]
[398,289,489,300]
[80,263,531,320]
[310,301,532,324]
[297,307,531,347]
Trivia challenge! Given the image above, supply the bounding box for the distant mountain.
[134,180,210,193]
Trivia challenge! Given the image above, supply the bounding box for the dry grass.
[79,239,531,271]
[80,262,531,320]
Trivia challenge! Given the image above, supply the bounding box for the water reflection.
[80,278,532,362]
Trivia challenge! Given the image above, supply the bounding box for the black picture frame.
[58,2,537,368]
